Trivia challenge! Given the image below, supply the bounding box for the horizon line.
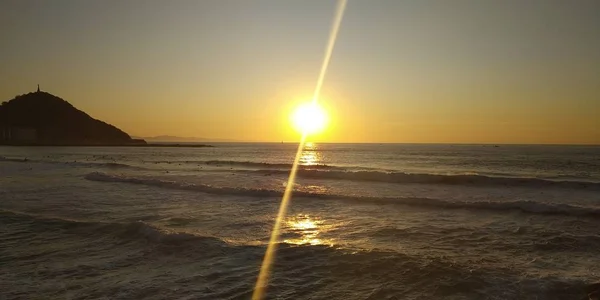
[146,140,600,146]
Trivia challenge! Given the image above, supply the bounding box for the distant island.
[0,86,211,147]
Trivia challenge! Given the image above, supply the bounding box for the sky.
[1,0,599,144]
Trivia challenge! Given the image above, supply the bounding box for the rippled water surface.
[1,143,599,299]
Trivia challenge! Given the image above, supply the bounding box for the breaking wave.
[2,208,597,300]
[0,209,226,247]
[71,161,144,169]
[85,172,600,218]
[0,156,144,170]
[249,169,600,189]
[0,156,31,163]
[203,160,343,170]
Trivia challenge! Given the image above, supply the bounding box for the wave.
[0,156,30,163]
[0,209,226,248]
[118,222,229,247]
[85,172,284,197]
[85,172,600,218]
[144,159,345,170]
[2,209,597,299]
[0,156,144,170]
[93,157,598,189]
[203,160,343,170]
[251,169,600,189]
[372,225,600,252]
[534,234,600,251]
[69,161,144,169]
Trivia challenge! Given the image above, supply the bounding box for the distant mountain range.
[134,135,241,143]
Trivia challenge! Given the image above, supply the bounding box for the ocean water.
[1,143,599,299]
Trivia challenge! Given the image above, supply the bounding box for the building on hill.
[1,127,38,144]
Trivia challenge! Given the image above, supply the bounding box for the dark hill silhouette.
[0,90,145,146]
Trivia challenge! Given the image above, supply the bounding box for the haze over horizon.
[1,0,599,144]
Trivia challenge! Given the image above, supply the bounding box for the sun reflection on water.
[284,214,333,246]
[300,143,322,166]
[292,219,318,230]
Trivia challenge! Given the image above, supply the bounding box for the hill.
[0,89,144,146]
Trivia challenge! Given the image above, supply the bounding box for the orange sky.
[1,1,599,144]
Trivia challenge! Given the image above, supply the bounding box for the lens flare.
[252,1,348,299]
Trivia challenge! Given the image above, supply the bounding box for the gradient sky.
[1,0,599,144]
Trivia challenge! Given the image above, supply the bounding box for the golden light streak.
[251,134,305,299]
[252,1,348,299]
[311,0,348,105]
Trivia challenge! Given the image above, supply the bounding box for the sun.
[291,102,328,135]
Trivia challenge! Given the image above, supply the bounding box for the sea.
[1,143,599,300]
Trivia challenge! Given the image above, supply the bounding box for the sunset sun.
[291,102,328,135]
